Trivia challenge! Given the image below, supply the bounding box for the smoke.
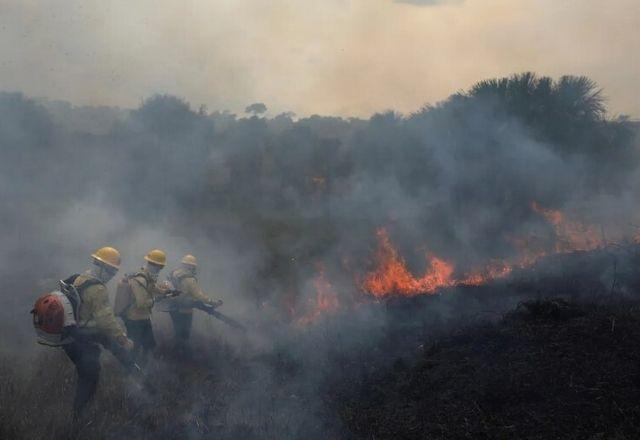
[2,1,639,118]
[0,73,638,437]
[394,0,464,5]
[2,72,637,336]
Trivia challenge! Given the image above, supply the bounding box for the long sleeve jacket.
[125,269,168,321]
[73,273,127,340]
[169,267,216,314]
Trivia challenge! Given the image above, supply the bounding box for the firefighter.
[64,246,133,417]
[122,249,170,363]
[168,254,223,344]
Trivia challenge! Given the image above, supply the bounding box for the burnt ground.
[4,296,640,440]
[2,247,640,439]
[335,298,640,439]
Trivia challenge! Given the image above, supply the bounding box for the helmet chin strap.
[90,263,116,283]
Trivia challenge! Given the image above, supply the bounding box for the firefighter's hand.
[210,299,223,308]
[157,282,179,297]
[117,335,135,351]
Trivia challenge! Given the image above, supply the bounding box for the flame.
[458,260,513,286]
[361,229,454,297]
[360,202,606,298]
[280,200,613,309]
[296,262,341,326]
[360,229,515,296]
[530,201,602,252]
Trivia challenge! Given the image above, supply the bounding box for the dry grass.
[0,335,337,440]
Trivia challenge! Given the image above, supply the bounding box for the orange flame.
[531,201,602,252]
[361,229,515,296]
[458,260,513,286]
[360,202,606,298]
[361,229,454,297]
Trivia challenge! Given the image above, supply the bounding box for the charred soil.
[335,298,640,439]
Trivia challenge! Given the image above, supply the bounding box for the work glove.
[157,281,180,297]
[117,335,135,351]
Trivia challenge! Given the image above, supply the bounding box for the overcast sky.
[1,0,638,117]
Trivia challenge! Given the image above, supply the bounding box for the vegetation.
[0,73,638,438]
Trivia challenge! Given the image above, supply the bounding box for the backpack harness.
[31,274,103,346]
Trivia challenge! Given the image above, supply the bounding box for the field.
[3,247,640,439]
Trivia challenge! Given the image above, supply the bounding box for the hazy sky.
[1,0,638,117]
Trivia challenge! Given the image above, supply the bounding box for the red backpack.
[31,275,101,346]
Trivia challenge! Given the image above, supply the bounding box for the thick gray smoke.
[1,73,638,338]
[0,73,638,438]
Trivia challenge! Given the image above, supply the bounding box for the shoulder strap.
[130,272,149,288]
[169,270,195,292]
[61,274,103,320]
[75,277,104,294]
[60,274,82,315]
[174,271,195,282]
[62,274,81,286]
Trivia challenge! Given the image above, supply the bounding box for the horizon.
[14,74,640,122]
[2,0,638,119]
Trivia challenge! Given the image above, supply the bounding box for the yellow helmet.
[91,246,121,270]
[144,249,167,267]
[181,254,198,267]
